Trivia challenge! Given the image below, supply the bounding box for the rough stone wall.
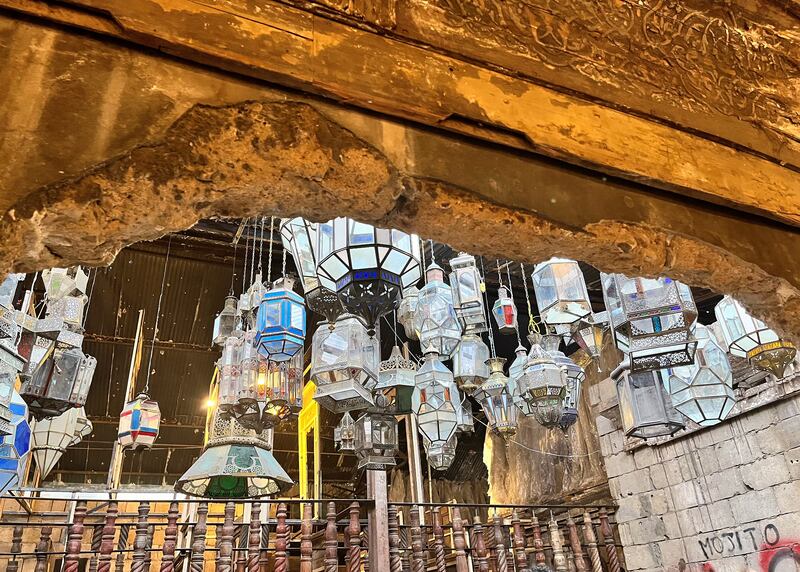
[594,369,800,572]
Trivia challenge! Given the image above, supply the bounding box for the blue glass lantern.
[0,392,31,494]
[256,276,306,363]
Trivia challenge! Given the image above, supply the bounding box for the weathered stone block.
[657,539,687,569]
[634,446,656,469]
[605,451,637,478]
[739,456,790,490]
[596,415,617,438]
[661,512,682,539]
[628,515,667,544]
[675,506,714,536]
[663,458,684,486]
[618,468,653,496]
[640,490,672,516]
[785,446,800,479]
[601,430,625,456]
[771,482,800,514]
[671,481,701,510]
[622,543,661,571]
[707,466,747,501]
[698,446,721,475]
[736,407,779,434]
[715,439,749,470]
[730,488,780,523]
[706,499,736,529]
[616,495,645,522]
[650,463,669,489]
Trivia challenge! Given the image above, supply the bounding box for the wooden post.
[347,502,361,572]
[273,503,288,572]
[248,503,262,572]
[549,515,567,572]
[472,516,489,572]
[145,525,155,572]
[493,515,508,572]
[34,526,53,572]
[115,525,131,572]
[582,513,602,572]
[131,502,151,572]
[599,509,620,572]
[88,524,104,572]
[217,502,235,572]
[367,470,390,572]
[64,501,87,572]
[160,502,179,572]
[235,525,247,572]
[388,505,403,572]
[567,516,586,572]
[325,502,339,572]
[451,508,469,572]
[531,514,547,570]
[7,525,24,572]
[190,502,209,572]
[511,510,528,571]
[300,503,313,572]
[431,509,446,572]
[409,507,425,572]
[259,521,270,572]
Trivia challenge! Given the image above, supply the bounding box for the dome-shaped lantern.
[354,411,399,470]
[531,258,592,326]
[376,346,417,414]
[0,392,31,494]
[449,252,488,332]
[31,408,80,479]
[334,412,356,451]
[316,218,421,330]
[452,332,490,393]
[118,393,161,450]
[424,435,458,471]
[413,353,460,454]
[517,334,567,428]
[668,324,735,427]
[492,286,518,335]
[311,316,379,413]
[212,296,239,346]
[255,276,306,363]
[615,364,684,439]
[414,263,463,358]
[474,357,518,438]
[542,334,585,431]
[714,296,796,378]
[601,274,698,372]
[397,287,420,340]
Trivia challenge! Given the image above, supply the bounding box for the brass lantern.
[414,263,463,358]
[474,357,518,438]
[413,354,460,454]
[541,334,585,431]
[601,274,697,372]
[376,346,417,414]
[615,364,684,439]
[492,286,518,335]
[334,411,356,451]
[397,287,420,340]
[517,334,567,428]
[452,332,490,393]
[354,411,399,470]
[714,296,796,378]
[449,252,488,332]
[531,258,592,326]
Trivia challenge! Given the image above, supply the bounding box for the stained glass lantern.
[334,412,356,451]
[255,276,306,363]
[376,346,417,414]
[217,334,243,417]
[449,252,488,332]
[118,393,161,450]
[397,287,419,340]
[316,218,422,330]
[176,412,292,498]
[354,412,399,470]
[667,324,735,427]
[601,274,697,372]
[475,357,519,438]
[413,354,460,451]
[517,334,567,427]
[531,258,592,326]
[571,312,608,361]
[21,345,97,420]
[414,263,462,358]
[311,315,379,413]
[281,218,344,322]
[615,365,684,439]
[213,296,239,346]
[0,392,31,494]
[541,334,585,431]
[424,435,457,471]
[714,296,796,378]
[234,330,279,431]
[268,350,304,421]
[457,396,474,434]
[31,407,79,479]
[41,267,89,300]
[452,332,490,393]
[492,286,518,335]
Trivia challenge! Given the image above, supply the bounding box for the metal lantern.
[542,334,585,431]
[457,395,475,434]
[334,411,356,451]
[714,296,796,378]
[70,407,93,447]
[354,412,399,470]
[509,344,528,384]
[280,217,343,322]
[615,364,684,439]
[0,274,23,309]
[376,346,417,414]
[474,357,518,438]
[21,345,97,420]
[452,332,490,393]
[424,435,458,471]
[41,267,89,301]
[235,330,276,430]
[0,392,31,494]
[531,258,592,326]
[0,323,23,436]
[601,274,698,372]
[311,316,379,413]
[255,276,306,362]
[414,263,462,358]
[517,334,567,428]
[118,393,161,450]
[449,252,488,332]
[668,324,735,427]
[217,333,243,417]
[413,354,460,452]
[571,312,608,361]
[397,287,420,340]
[316,218,422,330]
[31,407,79,479]
[213,296,239,346]
[268,350,304,421]
[492,286,518,335]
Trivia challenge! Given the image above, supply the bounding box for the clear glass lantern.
[414,263,462,358]
[21,345,97,420]
[475,357,519,438]
[334,411,356,451]
[281,217,344,322]
[316,218,421,330]
[714,296,796,378]
[397,287,419,340]
[118,393,161,450]
[41,267,89,300]
[354,412,399,470]
[0,391,31,494]
[492,286,518,335]
[616,366,684,439]
[571,312,608,361]
[255,276,306,363]
[31,407,79,479]
[531,258,592,326]
[0,274,23,309]
[413,354,460,451]
[424,435,457,471]
[542,335,585,431]
[452,332,490,393]
[517,334,567,428]
[311,316,379,413]
[601,274,698,372]
[217,334,243,417]
[457,395,474,434]
[213,296,239,346]
[668,324,735,427]
[449,252,488,332]
[70,407,93,447]
[234,330,274,430]
[376,346,417,414]
[508,344,528,384]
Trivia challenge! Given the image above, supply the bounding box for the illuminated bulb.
[205,399,216,409]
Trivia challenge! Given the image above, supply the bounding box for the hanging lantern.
[571,312,608,361]
[413,354,460,453]
[452,332,490,393]
[615,364,684,439]
[667,324,735,427]
[176,411,292,498]
[354,411,399,470]
[0,391,31,494]
[508,344,528,385]
[0,274,23,309]
[270,350,304,421]
[376,346,417,414]
[531,258,592,326]
[118,393,161,450]
[217,334,243,418]
[0,318,23,436]
[70,407,93,447]
[21,345,97,420]
[517,334,567,428]
[280,217,344,322]
[311,315,379,413]
[541,335,585,431]
[316,218,422,330]
[213,296,239,346]
[449,252,488,332]
[255,276,306,363]
[457,395,475,434]
[414,263,462,358]
[397,287,420,341]
[234,330,278,431]
[423,435,458,471]
[31,408,79,479]
[492,286,518,335]
[474,357,519,438]
[601,274,697,372]
[714,296,796,378]
[334,411,356,451]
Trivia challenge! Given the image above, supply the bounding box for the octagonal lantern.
[532,258,592,326]
[668,324,735,427]
[542,334,585,431]
[21,345,97,420]
[449,252,488,332]
[316,218,421,330]
[517,334,567,428]
[397,287,420,340]
[452,332,490,393]
[354,412,399,470]
[0,392,31,494]
[492,286,518,335]
[311,316,379,413]
[234,330,274,430]
[615,365,684,439]
[0,338,23,436]
[334,411,356,451]
[255,276,306,363]
[213,296,239,346]
[424,435,457,471]
[376,346,417,414]
[414,263,462,358]
[714,296,796,378]
[119,393,161,450]
[475,357,518,438]
[413,354,459,450]
[266,350,304,421]
[601,274,698,372]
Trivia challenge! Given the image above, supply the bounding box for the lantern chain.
[266,216,275,284]
[242,217,251,291]
[479,256,497,358]
[229,237,238,296]
[505,264,522,347]
[250,218,257,288]
[143,235,172,395]
[520,263,540,335]
[496,260,504,288]
[428,239,435,265]
[258,216,266,279]
[420,238,427,282]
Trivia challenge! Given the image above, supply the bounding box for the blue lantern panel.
[256,287,306,363]
[0,392,31,494]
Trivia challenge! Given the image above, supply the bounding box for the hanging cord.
[506,264,523,347]
[520,263,540,335]
[249,219,257,288]
[242,217,251,292]
[471,414,601,458]
[479,256,497,358]
[143,236,172,396]
[420,238,427,281]
[229,238,238,296]
[81,268,98,330]
[428,239,436,265]
[258,216,266,279]
[392,310,399,345]
[496,259,504,288]
[266,216,275,284]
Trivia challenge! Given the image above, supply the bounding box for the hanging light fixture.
[531,258,592,326]
[70,407,93,447]
[376,345,417,414]
[217,333,244,419]
[316,218,421,331]
[456,395,475,434]
[601,274,698,372]
[31,407,79,479]
[212,296,239,346]
[667,324,735,427]
[423,435,458,471]
[452,332,490,393]
[492,285,518,335]
[474,357,519,438]
[714,296,796,378]
[615,362,684,439]
[397,287,420,340]
[268,350,304,422]
[255,276,306,362]
[334,411,356,451]
[449,252,488,332]
[541,334,585,431]
[0,391,31,494]
[311,315,379,413]
[516,334,567,428]
[508,344,528,385]
[0,312,23,436]
[571,312,608,362]
[354,408,399,470]
[118,393,161,450]
[413,352,460,467]
[414,262,462,359]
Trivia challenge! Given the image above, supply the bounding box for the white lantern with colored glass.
[492,286,518,335]
[118,393,161,450]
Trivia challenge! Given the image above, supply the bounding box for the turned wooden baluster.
[145,525,156,572]
[299,503,313,572]
[451,508,469,572]
[190,502,209,572]
[235,526,248,572]
[34,526,53,572]
[64,501,88,572]
[492,515,509,572]
[566,517,586,572]
[409,507,425,572]
[259,519,270,572]
[115,524,131,572]
[361,530,370,572]
[511,510,528,571]
[98,502,120,572]
[273,503,288,572]
[431,509,446,572]
[582,513,602,572]
[131,502,152,572]
[530,514,547,570]
[347,502,362,572]
[88,524,103,572]
[387,505,403,572]
[599,509,620,572]
[216,502,235,572]
[7,525,24,572]
[472,516,489,572]
[160,502,179,572]
[325,502,339,572]
[248,503,262,572]
[548,515,567,572]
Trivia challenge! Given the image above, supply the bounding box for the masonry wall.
[593,370,800,572]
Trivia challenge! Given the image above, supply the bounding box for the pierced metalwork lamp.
[517,334,567,428]
[542,334,585,431]
[376,345,417,414]
[354,408,399,470]
[474,357,518,438]
[334,411,356,451]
